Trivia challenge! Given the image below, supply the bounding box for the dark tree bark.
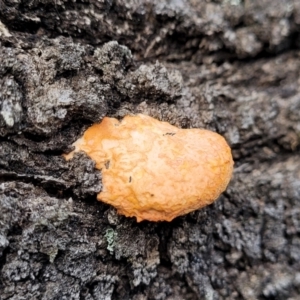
[1,1,300,299]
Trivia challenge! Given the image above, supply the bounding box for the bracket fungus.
[64,114,233,222]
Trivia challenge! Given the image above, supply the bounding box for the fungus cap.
[64,114,233,222]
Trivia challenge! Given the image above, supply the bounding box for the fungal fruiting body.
[64,114,233,222]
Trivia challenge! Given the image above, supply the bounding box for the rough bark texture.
[1,1,300,299]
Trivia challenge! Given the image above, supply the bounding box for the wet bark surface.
[1,1,300,299]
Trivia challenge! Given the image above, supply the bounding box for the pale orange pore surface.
[64,114,234,222]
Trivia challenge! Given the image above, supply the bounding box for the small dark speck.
[151,194,154,197]
[129,176,132,183]
[280,87,296,99]
[163,132,176,136]
[105,160,110,169]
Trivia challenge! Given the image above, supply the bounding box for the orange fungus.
[64,114,234,222]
